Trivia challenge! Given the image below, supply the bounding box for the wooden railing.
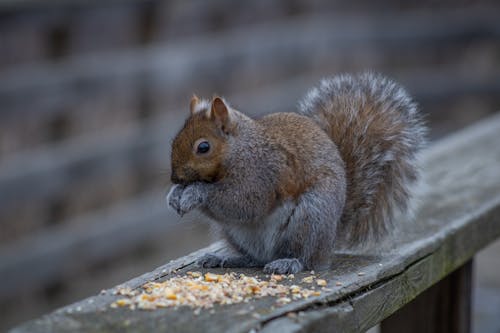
[2,1,500,330]
[10,113,500,333]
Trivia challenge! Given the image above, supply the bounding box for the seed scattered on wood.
[277,297,292,305]
[316,279,327,286]
[271,274,284,281]
[301,276,314,283]
[204,272,221,282]
[110,272,322,311]
[187,271,201,278]
[111,299,132,308]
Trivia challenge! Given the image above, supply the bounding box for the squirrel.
[166,72,426,274]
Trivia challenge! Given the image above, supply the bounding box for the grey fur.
[298,72,427,248]
[167,72,426,272]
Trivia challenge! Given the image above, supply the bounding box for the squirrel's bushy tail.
[298,72,427,248]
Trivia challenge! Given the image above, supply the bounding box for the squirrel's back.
[298,72,426,248]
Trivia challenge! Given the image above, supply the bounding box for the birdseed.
[110,272,325,311]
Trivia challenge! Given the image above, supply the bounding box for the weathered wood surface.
[381,260,473,333]
[10,112,500,332]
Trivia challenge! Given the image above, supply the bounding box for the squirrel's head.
[170,95,235,185]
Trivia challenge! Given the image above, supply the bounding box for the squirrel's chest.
[222,201,295,262]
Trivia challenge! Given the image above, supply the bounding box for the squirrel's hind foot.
[196,253,224,268]
[263,258,304,274]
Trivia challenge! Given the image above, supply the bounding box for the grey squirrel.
[166,72,426,274]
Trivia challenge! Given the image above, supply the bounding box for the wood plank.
[380,260,473,333]
[9,112,500,333]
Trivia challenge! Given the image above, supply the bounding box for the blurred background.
[0,0,499,331]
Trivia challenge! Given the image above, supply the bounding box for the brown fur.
[257,113,318,202]
[171,109,229,184]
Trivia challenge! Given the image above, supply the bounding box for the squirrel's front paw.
[196,253,223,268]
[263,258,304,274]
[166,184,185,215]
[178,185,205,215]
[166,183,206,216]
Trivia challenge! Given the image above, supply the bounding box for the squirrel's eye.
[196,141,210,154]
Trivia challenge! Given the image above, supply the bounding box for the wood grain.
[381,260,473,333]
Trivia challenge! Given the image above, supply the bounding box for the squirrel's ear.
[189,94,200,115]
[210,97,231,133]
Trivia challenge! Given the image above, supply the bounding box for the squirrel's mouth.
[170,167,198,185]
[171,163,227,185]
[170,172,185,185]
